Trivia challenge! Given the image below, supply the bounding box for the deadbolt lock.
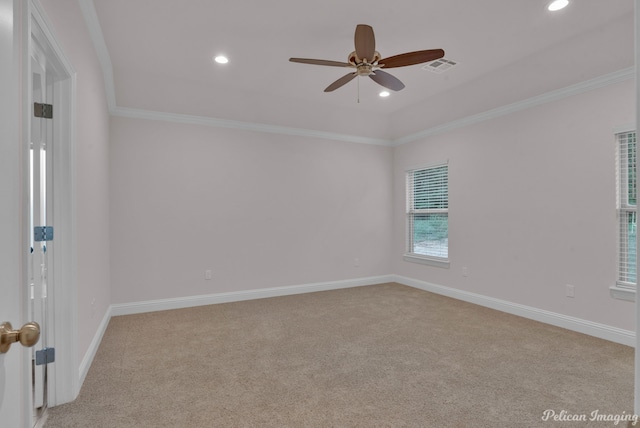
[0,321,40,354]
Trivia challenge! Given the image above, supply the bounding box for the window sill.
[403,254,450,269]
[609,285,636,302]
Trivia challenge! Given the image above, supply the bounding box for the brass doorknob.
[0,321,40,354]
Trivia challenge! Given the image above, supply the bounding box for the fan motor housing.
[348,50,381,76]
[348,51,381,67]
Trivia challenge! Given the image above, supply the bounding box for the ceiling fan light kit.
[289,24,445,94]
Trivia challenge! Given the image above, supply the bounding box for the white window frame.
[611,130,637,302]
[404,162,450,268]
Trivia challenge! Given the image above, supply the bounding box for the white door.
[0,0,30,427]
[29,42,53,425]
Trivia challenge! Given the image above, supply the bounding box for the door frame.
[0,0,26,426]
[23,0,78,410]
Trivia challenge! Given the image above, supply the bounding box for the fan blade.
[379,49,445,68]
[369,70,405,91]
[354,24,375,62]
[324,73,357,92]
[289,58,352,67]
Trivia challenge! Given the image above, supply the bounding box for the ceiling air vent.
[422,58,457,73]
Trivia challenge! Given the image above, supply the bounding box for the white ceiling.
[89,0,634,140]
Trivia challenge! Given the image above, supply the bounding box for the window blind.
[406,164,449,259]
[408,166,449,212]
[617,131,636,286]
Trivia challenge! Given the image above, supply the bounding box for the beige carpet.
[45,283,634,427]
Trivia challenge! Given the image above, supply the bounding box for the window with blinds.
[617,131,636,287]
[406,163,449,260]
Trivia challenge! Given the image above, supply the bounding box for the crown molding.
[391,67,635,146]
[77,0,116,111]
[111,68,633,147]
[111,107,393,146]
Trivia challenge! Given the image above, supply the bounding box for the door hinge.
[34,102,53,119]
[34,226,54,242]
[35,347,55,366]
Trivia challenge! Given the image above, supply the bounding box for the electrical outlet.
[354,258,360,267]
[462,267,469,277]
[565,284,575,298]
[205,270,212,280]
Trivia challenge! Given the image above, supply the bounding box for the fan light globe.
[547,0,569,11]
[214,55,229,64]
[379,91,390,98]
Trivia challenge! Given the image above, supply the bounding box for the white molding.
[111,275,394,316]
[403,254,450,269]
[393,275,636,347]
[78,306,112,387]
[111,107,391,146]
[610,285,636,302]
[405,159,449,173]
[392,67,635,146]
[111,107,392,146]
[614,123,636,134]
[77,0,116,111]
[106,68,635,148]
[104,66,634,147]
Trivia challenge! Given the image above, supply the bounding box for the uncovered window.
[405,163,449,267]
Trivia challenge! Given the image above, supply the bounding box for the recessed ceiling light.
[214,55,229,64]
[379,91,390,98]
[547,0,569,11]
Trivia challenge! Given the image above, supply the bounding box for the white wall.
[109,117,393,304]
[38,0,111,364]
[392,78,636,331]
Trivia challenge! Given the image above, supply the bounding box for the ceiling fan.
[290,24,445,93]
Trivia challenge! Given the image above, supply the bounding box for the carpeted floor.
[45,283,634,427]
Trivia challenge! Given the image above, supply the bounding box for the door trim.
[23,0,78,407]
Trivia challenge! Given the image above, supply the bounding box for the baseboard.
[393,275,636,347]
[78,304,112,388]
[110,275,395,316]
